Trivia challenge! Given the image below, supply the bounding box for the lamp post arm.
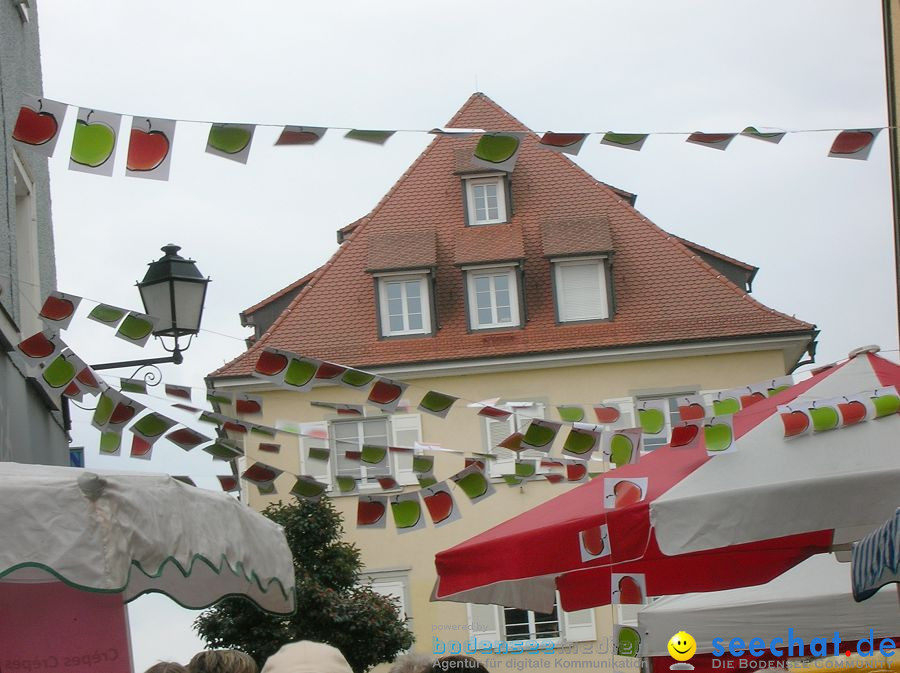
[92,349,183,371]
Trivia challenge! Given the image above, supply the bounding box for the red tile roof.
[367,230,437,272]
[211,93,814,378]
[541,216,613,257]
[454,223,525,266]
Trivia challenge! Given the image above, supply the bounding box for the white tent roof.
[652,354,900,555]
[637,554,898,656]
[0,462,295,614]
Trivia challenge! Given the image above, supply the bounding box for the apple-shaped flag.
[580,526,606,557]
[109,401,140,427]
[276,126,326,145]
[678,402,706,421]
[638,407,666,435]
[670,423,700,448]
[92,392,117,428]
[704,418,734,453]
[39,293,78,327]
[474,134,519,163]
[538,132,588,155]
[563,428,597,455]
[593,404,621,424]
[242,462,280,485]
[218,476,240,492]
[713,397,741,415]
[315,361,347,381]
[284,358,317,388]
[872,392,900,418]
[17,331,57,360]
[423,489,454,524]
[602,132,648,150]
[166,428,208,450]
[291,477,326,499]
[88,304,126,325]
[368,379,406,409]
[391,497,422,529]
[357,498,387,526]
[740,392,766,408]
[361,444,387,465]
[129,435,152,458]
[616,575,644,604]
[616,626,642,657]
[479,406,511,420]
[837,400,868,426]
[207,124,252,155]
[809,405,840,432]
[132,413,172,438]
[13,105,59,146]
[71,119,116,167]
[235,398,262,415]
[522,420,560,450]
[418,391,457,417]
[127,127,169,172]
[255,350,288,377]
[99,431,122,455]
[341,369,376,388]
[608,433,634,467]
[566,462,588,482]
[780,410,810,437]
[613,480,643,508]
[556,405,585,422]
[455,471,489,500]
[42,354,76,389]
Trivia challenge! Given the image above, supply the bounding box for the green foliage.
[195,497,414,672]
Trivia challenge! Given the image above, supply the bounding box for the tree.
[194,496,414,672]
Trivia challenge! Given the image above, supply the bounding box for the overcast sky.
[31,0,896,668]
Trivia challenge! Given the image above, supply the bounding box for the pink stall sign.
[0,580,132,672]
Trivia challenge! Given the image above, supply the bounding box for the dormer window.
[552,257,612,322]
[376,272,433,337]
[464,174,508,226]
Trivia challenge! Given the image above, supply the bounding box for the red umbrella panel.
[433,358,863,613]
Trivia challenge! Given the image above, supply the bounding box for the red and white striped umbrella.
[434,350,900,612]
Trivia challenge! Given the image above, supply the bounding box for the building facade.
[0,0,68,464]
[209,94,817,669]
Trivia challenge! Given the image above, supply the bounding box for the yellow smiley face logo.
[668,631,696,662]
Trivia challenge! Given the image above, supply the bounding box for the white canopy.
[0,462,295,614]
[652,353,900,556]
[637,554,898,656]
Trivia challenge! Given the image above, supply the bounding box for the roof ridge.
[671,234,757,273]
[210,119,451,378]
[446,92,530,131]
[241,266,322,319]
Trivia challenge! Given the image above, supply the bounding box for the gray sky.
[32,0,896,668]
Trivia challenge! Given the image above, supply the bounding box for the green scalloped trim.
[0,553,296,615]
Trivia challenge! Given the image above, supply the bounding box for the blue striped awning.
[852,507,900,602]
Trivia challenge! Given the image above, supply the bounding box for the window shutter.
[557,261,608,321]
[236,456,249,503]
[562,607,596,642]
[299,422,331,485]
[467,603,502,650]
[514,403,549,466]
[371,579,408,619]
[486,416,515,477]
[391,413,421,485]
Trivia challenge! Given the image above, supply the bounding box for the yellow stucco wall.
[218,347,789,671]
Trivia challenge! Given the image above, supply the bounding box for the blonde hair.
[145,663,188,673]
[390,653,435,673]
[188,650,257,673]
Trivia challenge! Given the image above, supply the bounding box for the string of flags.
[25,288,897,538]
[11,94,883,183]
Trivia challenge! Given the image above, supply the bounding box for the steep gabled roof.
[211,93,813,378]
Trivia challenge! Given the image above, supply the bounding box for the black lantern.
[93,245,210,370]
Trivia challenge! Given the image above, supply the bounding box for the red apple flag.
[38,291,82,330]
[69,108,122,178]
[367,377,409,413]
[275,126,327,146]
[538,132,588,156]
[611,573,647,604]
[12,95,69,157]
[829,129,880,160]
[126,117,176,181]
[240,461,283,487]
[217,475,240,492]
[16,330,63,368]
[686,132,736,150]
[579,524,611,562]
[164,384,192,401]
[357,495,389,529]
[422,482,460,527]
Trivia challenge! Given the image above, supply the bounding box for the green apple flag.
[344,129,395,145]
[390,493,425,533]
[69,108,121,177]
[418,391,458,418]
[206,123,255,164]
[704,415,735,454]
[601,132,648,150]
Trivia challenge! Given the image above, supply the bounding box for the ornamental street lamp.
[93,245,210,371]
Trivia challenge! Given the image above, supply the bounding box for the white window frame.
[13,152,41,337]
[552,256,610,323]
[467,594,595,653]
[635,389,697,451]
[330,416,393,487]
[364,569,412,631]
[464,264,520,330]
[376,271,432,337]
[483,401,546,477]
[464,174,507,225]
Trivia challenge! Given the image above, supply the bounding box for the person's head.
[261,641,352,673]
[145,663,188,673]
[430,656,488,673]
[389,652,434,673]
[188,650,257,673]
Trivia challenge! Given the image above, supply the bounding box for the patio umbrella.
[851,507,899,602]
[433,350,900,613]
[638,554,898,656]
[0,461,296,614]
